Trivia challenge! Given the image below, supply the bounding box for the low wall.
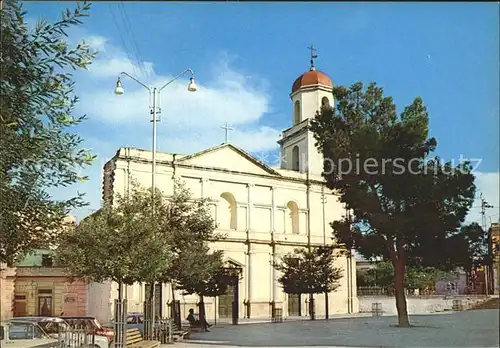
[359,295,489,315]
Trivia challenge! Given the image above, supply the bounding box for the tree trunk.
[394,257,410,327]
[144,283,155,340]
[118,282,123,301]
[199,295,208,331]
[148,283,155,318]
[309,293,315,320]
[170,283,180,328]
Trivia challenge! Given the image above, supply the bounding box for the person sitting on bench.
[186,308,212,332]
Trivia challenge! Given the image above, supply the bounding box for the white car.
[1,320,57,348]
[7,318,109,348]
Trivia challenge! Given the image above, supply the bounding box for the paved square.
[174,309,499,347]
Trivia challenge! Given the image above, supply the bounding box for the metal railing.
[358,286,391,296]
[271,308,283,323]
[58,325,96,348]
[152,318,174,344]
[113,299,127,348]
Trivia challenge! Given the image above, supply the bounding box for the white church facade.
[88,63,359,323]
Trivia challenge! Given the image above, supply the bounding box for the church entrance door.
[218,283,235,319]
[288,293,301,316]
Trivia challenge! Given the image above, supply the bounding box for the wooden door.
[38,296,53,317]
[13,295,27,317]
[218,284,234,318]
[145,283,162,318]
[288,294,300,316]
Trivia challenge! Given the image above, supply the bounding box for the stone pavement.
[168,309,499,347]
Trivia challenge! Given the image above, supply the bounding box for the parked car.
[11,317,66,338]
[1,320,58,348]
[110,313,144,335]
[60,316,114,344]
[9,317,109,348]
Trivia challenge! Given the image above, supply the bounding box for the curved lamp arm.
[119,71,150,91]
[159,68,195,92]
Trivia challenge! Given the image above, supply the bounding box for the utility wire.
[109,4,138,78]
[118,2,149,79]
[108,4,205,147]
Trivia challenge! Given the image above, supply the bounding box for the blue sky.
[23,1,499,224]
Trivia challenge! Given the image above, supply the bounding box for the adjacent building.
[490,222,500,294]
[0,216,88,320]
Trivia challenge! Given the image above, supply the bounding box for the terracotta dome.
[291,69,333,94]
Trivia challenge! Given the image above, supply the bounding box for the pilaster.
[201,178,210,199]
[246,184,254,232]
[244,249,252,318]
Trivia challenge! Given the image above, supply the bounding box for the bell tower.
[278,46,334,175]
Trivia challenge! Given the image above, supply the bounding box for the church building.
[89,60,359,323]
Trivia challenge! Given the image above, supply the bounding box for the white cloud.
[55,32,282,219]
[81,68,270,129]
[77,34,278,136]
[84,35,109,53]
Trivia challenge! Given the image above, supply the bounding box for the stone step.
[469,297,499,310]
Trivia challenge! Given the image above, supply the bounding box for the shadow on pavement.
[180,310,499,347]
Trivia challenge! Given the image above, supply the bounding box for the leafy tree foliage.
[448,222,490,272]
[358,261,457,294]
[311,82,475,326]
[167,181,230,328]
[174,244,231,330]
[0,0,96,265]
[275,246,343,295]
[56,183,174,291]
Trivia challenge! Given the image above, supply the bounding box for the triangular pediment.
[177,143,281,176]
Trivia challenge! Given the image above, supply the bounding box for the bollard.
[371,302,382,316]
[168,318,173,344]
[452,299,463,311]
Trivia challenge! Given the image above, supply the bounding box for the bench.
[169,323,191,341]
[126,328,160,348]
[152,322,190,342]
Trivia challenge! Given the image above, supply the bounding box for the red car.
[61,316,114,343]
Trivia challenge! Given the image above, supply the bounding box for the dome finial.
[307,44,318,71]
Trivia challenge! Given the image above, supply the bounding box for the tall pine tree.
[311,82,475,326]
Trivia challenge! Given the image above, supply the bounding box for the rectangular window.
[41,254,53,267]
[38,296,53,316]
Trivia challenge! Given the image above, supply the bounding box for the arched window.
[294,100,301,125]
[321,96,330,107]
[220,192,237,230]
[292,146,300,172]
[286,201,299,234]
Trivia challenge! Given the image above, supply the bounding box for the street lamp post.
[113,69,197,340]
[115,69,196,199]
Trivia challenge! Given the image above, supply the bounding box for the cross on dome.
[307,44,318,71]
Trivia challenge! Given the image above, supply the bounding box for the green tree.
[362,261,395,292]
[311,82,475,327]
[0,0,96,265]
[274,246,343,319]
[362,261,457,294]
[173,245,232,330]
[165,181,229,329]
[56,183,174,298]
[450,222,490,272]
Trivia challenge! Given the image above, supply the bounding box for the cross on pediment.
[221,122,234,144]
